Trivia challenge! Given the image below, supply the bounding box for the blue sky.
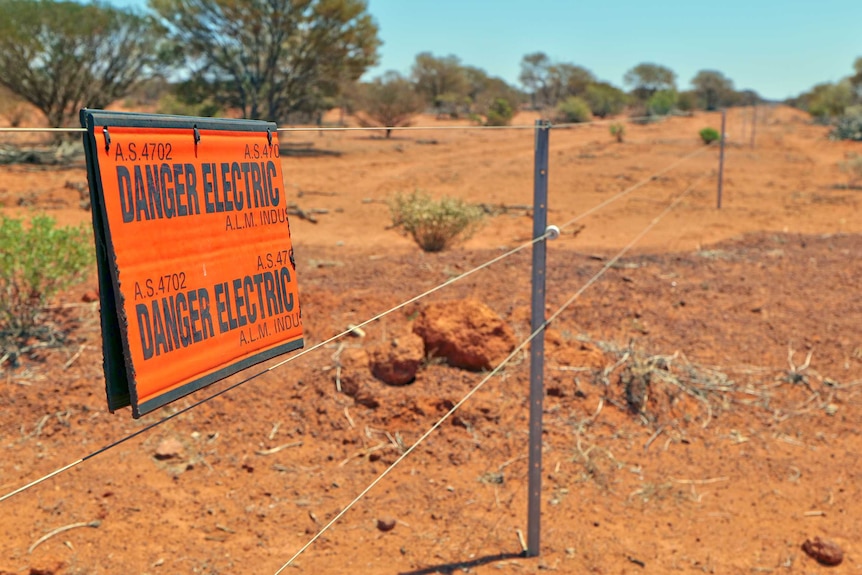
[116,0,861,100]
[362,0,860,100]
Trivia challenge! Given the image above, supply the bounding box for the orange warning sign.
[81,110,303,417]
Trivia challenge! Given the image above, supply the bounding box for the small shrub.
[699,127,721,145]
[840,154,862,187]
[830,107,862,141]
[583,82,627,118]
[387,191,484,252]
[157,93,222,118]
[646,89,677,116]
[0,214,92,344]
[555,96,593,124]
[485,97,514,126]
[609,123,625,143]
[676,91,698,112]
[628,103,661,125]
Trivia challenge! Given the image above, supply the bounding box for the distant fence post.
[717,109,727,209]
[527,119,550,557]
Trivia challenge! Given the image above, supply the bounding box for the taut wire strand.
[0,233,551,504]
[556,145,711,232]
[272,172,709,573]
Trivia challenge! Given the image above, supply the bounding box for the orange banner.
[82,112,303,417]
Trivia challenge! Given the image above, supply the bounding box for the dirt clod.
[802,536,844,566]
[413,299,514,371]
[81,290,99,303]
[154,437,184,461]
[368,333,424,385]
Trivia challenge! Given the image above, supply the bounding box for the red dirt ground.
[1,107,862,574]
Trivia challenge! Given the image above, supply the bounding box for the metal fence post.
[717,109,727,209]
[527,119,550,557]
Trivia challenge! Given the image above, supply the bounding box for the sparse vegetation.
[0,214,91,347]
[387,191,484,252]
[555,96,593,124]
[357,71,424,137]
[609,123,625,142]
[691,69,735,111]
[840,153,862,187]
[699,127,720,144]
[156,92,222,118]
[646,89,677,116]
[830,107,862,141]
[808,81,854,122]
[0,0,164,129]
[624,62,677,102]
[583,82,627,118]
[484,97,514,126]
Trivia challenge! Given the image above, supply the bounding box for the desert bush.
[840,154,862,187]
[583,82,627,118]
[609,123,625,142]
[699,127,720,144]
[357,71,424,137]
[830,107,862,141]
[0,214,92,344]
[676,90,698,112]
[808,81,854,122]
[387,191,484,252]
[555,96,593,123]
[484,97,514,126]
[157,93,222,118]
[646,89,677,116]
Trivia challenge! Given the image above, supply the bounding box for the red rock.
[376,517,396,532]
[413,299,515,371]
[802,536,843,566]
[337,348,380,408]
[81,290,99,303]
[368,333,424,385]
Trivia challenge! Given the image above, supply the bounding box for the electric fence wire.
[273,171,711,574]
[0,141,713,505]
[556,144,712,233]
[0,110,724,134]
[0,234,548,504]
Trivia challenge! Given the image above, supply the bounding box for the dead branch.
[255,441,303,456]
[29,520,101,553]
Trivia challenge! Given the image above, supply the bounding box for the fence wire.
[273,171,711,573]
[0,134,713,505]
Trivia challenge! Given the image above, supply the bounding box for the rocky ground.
[1,107,861,574]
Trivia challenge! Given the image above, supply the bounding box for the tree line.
[0,0,763,133]
[786,58,862,140]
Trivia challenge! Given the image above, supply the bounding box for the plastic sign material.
[81,110,303,418]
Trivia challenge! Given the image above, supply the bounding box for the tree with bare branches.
[0,0,164,128]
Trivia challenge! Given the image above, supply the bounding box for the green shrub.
[157,93,222,118]
[676,91,698,112]
[387,191,485,252]
[830,107,862,141]
[808,81,854,122]
[840,154,862,187]
[0,214,92,344]
[485,97,514,126]
[609,123,625,143]
[647,89,678,116]
[699,127,721,144]
[554,96,593,124]
[583,82,627,118]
